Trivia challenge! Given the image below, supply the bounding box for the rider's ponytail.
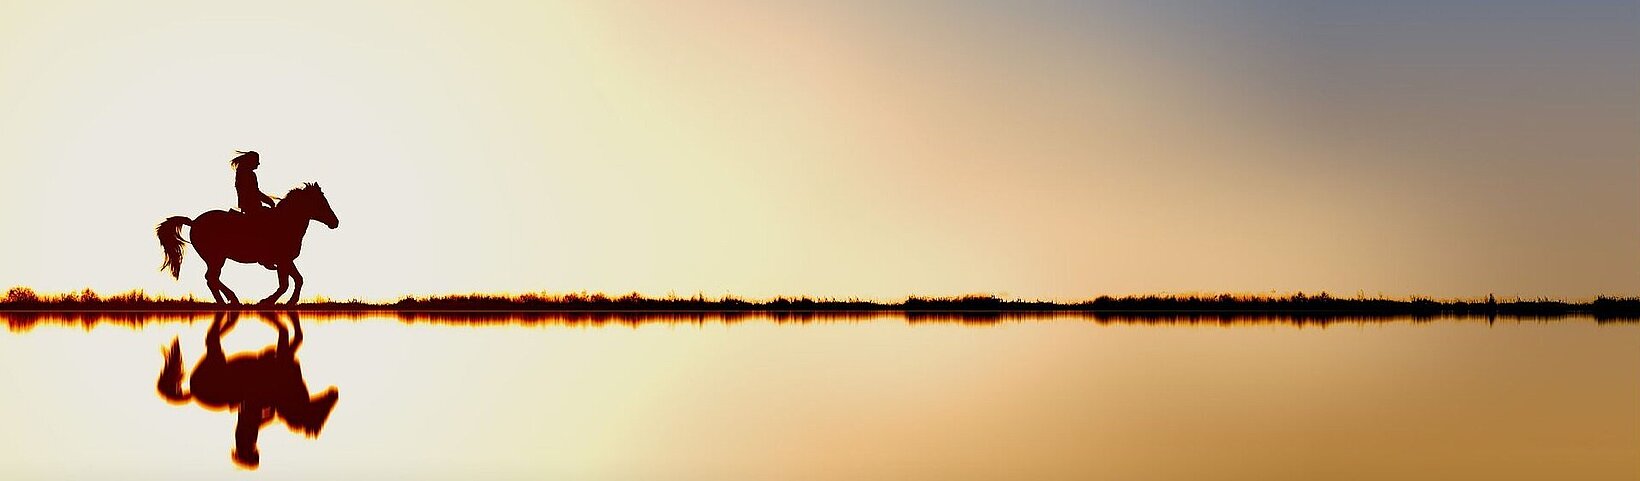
[229,150,259,170]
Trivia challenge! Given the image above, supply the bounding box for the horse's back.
[190,209,289,265]
[188,210,240,252]
[194,209,236,226]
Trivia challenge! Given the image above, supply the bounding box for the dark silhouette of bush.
[5,286,40,305]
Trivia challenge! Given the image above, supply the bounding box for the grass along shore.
[2,287,1637,316]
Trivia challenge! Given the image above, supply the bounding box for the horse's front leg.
[284,263,305,306]
[258,263,289,306]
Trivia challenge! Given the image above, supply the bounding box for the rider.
[230,150,280,270]
[231,151,277,215]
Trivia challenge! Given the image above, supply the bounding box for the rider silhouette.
[231,151,277,215]
[231,151,280,269]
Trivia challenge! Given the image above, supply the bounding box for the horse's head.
[283,183,339,229]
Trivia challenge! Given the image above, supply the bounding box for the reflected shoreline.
[3,310,1635,332]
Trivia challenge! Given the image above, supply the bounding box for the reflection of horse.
[156,183,338,305]
[157,311,339,469]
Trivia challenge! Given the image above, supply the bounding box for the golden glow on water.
[0,314,1635,480]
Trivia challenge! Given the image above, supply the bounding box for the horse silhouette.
[157,183,338,305]
[157,311,339,469]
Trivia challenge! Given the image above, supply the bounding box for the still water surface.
[0,312,1635,480]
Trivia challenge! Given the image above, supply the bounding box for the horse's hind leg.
[203,257,224,303]
[205,256,240,304]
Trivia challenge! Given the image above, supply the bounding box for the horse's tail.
[157,216,192,279]
[157,337,192,404]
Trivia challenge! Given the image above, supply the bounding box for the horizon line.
[3,286,1638,317]
[5,285,1638,305]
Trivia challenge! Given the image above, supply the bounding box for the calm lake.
[1,312,1635,480]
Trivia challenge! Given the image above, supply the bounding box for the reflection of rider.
[231,151,276,215]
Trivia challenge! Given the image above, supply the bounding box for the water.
[1,312,1635,480]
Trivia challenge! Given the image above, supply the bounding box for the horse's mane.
[284,183,321,199]
[273,183,322,210]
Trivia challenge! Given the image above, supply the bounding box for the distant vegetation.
[3,286,1637,317]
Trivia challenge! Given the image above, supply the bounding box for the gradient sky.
[0,1,1635,301]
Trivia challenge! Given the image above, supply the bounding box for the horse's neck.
[271,206,312,240]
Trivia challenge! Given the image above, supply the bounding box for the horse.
[157,311,340,469]
[156,183,338,305]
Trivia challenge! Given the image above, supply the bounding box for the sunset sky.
[0,1,1635,301]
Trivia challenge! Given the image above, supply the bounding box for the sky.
[0,0,1635,301]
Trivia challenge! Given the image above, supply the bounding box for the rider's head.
[230,151,260,171]
[232,444,260,469]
